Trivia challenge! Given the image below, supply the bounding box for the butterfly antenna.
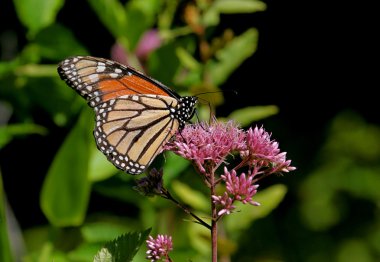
[193,109,207,130]
[193,89,238,126]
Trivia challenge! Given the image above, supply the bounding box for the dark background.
[1,0,377,230]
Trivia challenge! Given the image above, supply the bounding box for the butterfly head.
[177,96,197,128]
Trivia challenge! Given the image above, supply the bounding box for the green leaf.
[68,243,103,262]
[162,152,190,184]
[13,0,64,35]
[87,0,128,40]
[0,172,13,262]
[88,147,118,182]
[93,229,151,262]
[81,222,130,243]
[213,0,266,14]
[14,64,57,77]
[336,239,373,262]
[157,0,178,30]
[23,242,68,262]
[92,175,137,204]
[206,28,258,85]
[0,59,22,76]
[187,221,211,255]
[171,181,209,212]
[0,123,47,148]
[33,24,88,60]
[40,108,93,226]
[299,112,380,231]
[125,0,161,50]
[148,42,181,86]
[20,77,83,126]
[202,7,220,27]
[222,105,279,126]
[176,47,201,71]
[94,248,113,262]
[225,184,287,236]
[202,0,266,26]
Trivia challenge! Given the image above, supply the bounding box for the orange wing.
[57,56,177,107]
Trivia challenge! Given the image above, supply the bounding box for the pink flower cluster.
[212,168,260,216]
[165,120,295,176]
[165,120,295,217]
[164,121,246,173]
[146,234,173,262]
[241,126,295,174]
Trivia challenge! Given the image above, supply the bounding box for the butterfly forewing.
[58,56,177,106]
[58,56,196,175]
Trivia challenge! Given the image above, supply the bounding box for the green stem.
[211,173,218,262]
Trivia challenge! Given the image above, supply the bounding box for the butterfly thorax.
[175,96,198,129]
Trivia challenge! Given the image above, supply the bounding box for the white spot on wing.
[96,66,106,72]
[89,74,99,83]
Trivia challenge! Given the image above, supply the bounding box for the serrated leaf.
[94,248,113,262]
[13,0,64,35]
[207,28,259,85]
[171,181,209,212]
[94,229,151,262]
[225,184,287,235]
[213,0,266,14]
[223,105,279,126]
[40,108,93,226]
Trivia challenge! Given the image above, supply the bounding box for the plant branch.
[163,191,211,230]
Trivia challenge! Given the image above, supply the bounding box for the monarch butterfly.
[58,56,197,175]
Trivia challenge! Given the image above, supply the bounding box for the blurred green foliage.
[1,0,379,261]
[297,112,380,261]
[0,172,13,262]
[1,0,272,260]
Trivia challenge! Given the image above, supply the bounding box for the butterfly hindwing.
[94,95,180,174]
